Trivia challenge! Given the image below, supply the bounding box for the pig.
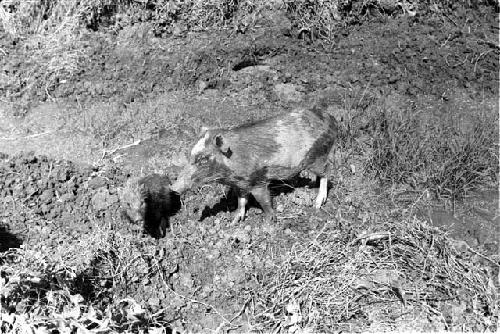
[120,173,175,238]
[171,107,339,223]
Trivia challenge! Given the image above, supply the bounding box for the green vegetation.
[364,97,498,200]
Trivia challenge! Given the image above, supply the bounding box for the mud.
[0,153,128,237]
[1,3,498,110]
[0,150,497,332]
[0,151,310,331]
[0,1,498,332]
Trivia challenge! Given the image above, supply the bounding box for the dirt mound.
[0,153,129,241]
[1,2,498,111]
[0,152,294,332]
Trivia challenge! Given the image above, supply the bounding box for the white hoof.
[232,197,247,224]
[315,193,327,209]
[232,211,245,224]
[314,177,328,209]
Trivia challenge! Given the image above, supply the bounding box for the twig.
[421,234,434,277]
[351,232,391,246]
[442,12,458,27]
[45,84,54,101]
[473,50,493,73]
[465,244,499,267]
[0,131,54,141]
[357,78,371,108]
[445,53,469,67]
[101,139,142,159]
[228,296,251,323]
[476,38,500,50]
[440,34,452,48]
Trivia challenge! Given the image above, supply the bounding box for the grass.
[1,201,497,333]
[0,218,173,333]
[1,85,497,334]
[252,217,498,332]
[363,94,498,200]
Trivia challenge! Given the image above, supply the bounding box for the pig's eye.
[195,155,210,164]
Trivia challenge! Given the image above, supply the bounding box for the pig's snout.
[171,164,196,194]
[170,178,187,194]
[125,209,144,224]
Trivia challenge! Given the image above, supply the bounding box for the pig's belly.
[265,163,304,180]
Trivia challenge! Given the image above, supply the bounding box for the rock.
[41,203,52,214]
[274,83,305,103]
[91,188,115,211]
[59,193,75,203]
[232,229,251,244]
[179,272,194,289]
[12,184,26,198]
[87,176,107,189]
[25,185,38,197]
[56,169,70,181]
[225,266,245,284]
[46,205,62,220]
[238,65,273,75]
[148,297,160,307]
[40,189,54,203]
[259,8,292,36]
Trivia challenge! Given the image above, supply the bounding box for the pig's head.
[171,129,232,194]
[120,177,148,223]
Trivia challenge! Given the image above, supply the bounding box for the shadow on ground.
[0,225,22,252]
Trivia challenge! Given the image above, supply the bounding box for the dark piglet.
[120,173,177,238]
[171,107,339,223]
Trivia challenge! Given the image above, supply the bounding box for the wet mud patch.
[420,189,499,267]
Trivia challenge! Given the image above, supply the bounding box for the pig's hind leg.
[309,156,331,209]
[315,177,328,209]
[250,186,276,223]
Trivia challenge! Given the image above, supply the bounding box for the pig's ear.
[213,134,233,158]
[199,126,212,136]
[138,183,148,198]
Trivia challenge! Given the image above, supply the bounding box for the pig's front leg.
[232,195,248,224]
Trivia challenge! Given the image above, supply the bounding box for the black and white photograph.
[0,0,498,332]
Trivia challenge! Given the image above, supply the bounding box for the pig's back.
[223,108,337,180]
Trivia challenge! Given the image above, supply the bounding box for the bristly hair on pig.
[171,107,340,224]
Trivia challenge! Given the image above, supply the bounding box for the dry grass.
[0,217,171,333]
[283,0,342,42]
[0,0,134,102]
[1,0,100,100]
[252,217,498,332]
[2,205,497,333]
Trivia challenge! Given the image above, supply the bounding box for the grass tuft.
[364,97,498,200]
[253,218,498,332]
